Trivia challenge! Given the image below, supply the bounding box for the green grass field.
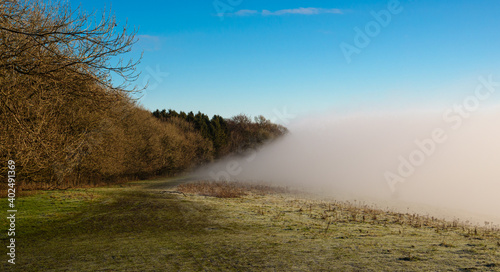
[1,177,499,271]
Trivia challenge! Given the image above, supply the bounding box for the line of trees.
[0,0,287,190]
[152,110,288,158]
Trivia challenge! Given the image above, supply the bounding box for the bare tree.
[0,0,140,90]
[0,0,142,186]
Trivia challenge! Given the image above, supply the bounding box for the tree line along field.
[0,0,286,191]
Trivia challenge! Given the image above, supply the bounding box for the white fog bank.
[192,107,500,225]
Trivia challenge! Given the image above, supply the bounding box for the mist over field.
[194,107,500,225]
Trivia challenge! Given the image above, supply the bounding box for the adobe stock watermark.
[385,75,500,193]
[6,160,17,265]
[142,65,169,91]
[269,106,296,125]
[213,0,243,21]
[209,106,296,181]
[340,0,404,64]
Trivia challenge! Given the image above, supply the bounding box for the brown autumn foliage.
[151,110,288,158]
[0,0,286,190]
[225,114,288,154]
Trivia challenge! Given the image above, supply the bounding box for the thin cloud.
[264,7,342,16]
[136,35,162,52]
[234,9,259,16]
[231,7,342,17]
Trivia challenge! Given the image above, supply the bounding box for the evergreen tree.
[187,111,195,123]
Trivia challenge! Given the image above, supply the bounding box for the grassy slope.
[1,177,499,271]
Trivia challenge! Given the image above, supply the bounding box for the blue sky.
[73,0,500,120]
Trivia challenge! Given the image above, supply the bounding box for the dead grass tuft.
[177,181,247,198]
[177,181,289,198]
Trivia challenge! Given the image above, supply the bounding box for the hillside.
[1,178,498,271]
